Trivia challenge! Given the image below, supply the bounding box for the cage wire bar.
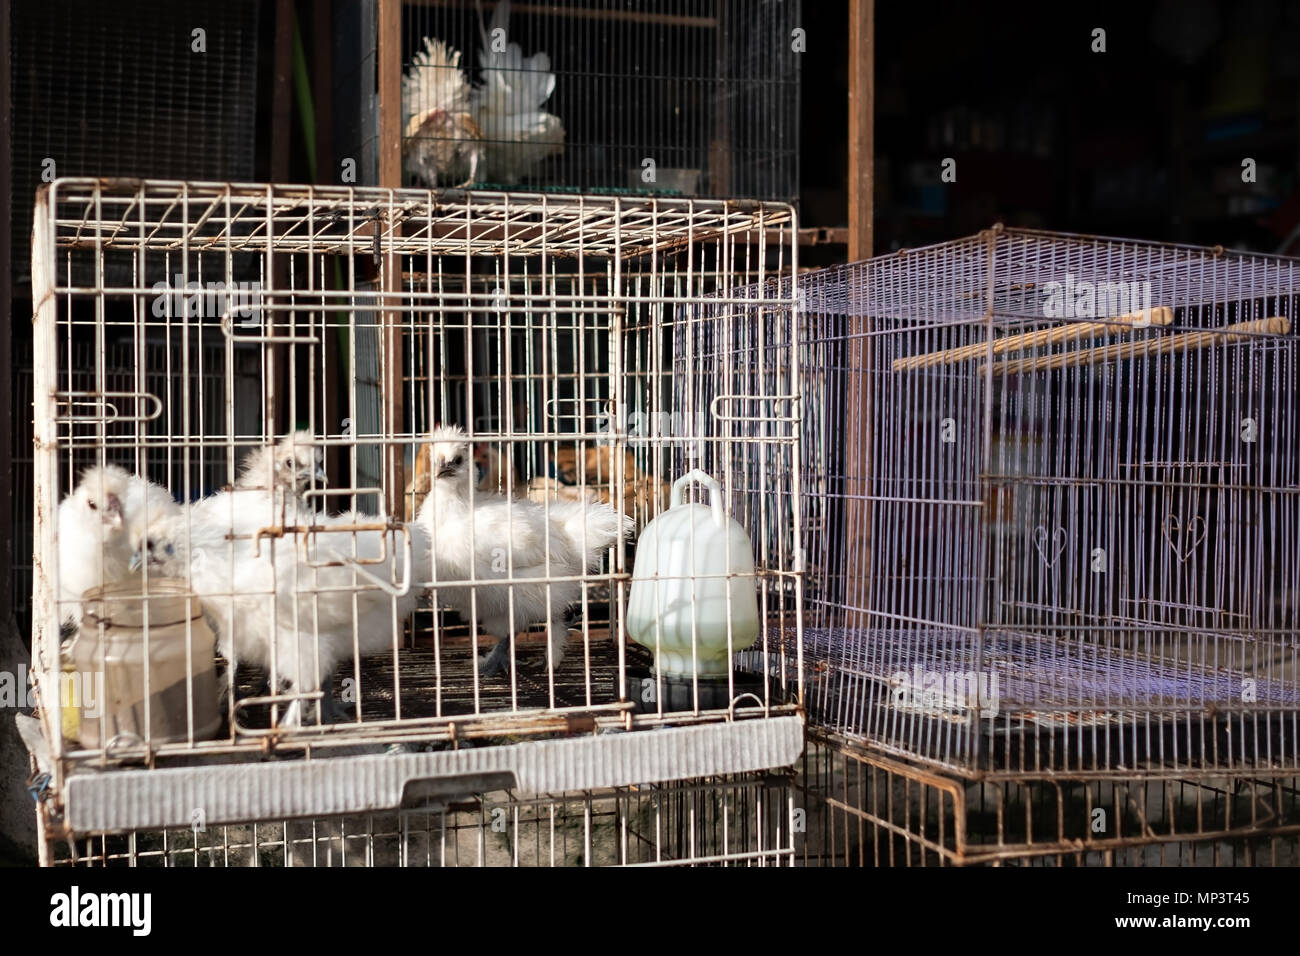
[788,225,1299,779]
[26,178,804,845]
[796,732,1300,867]
[46,771,796,867]
[397,0,800,199]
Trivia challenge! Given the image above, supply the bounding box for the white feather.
[401,37,484,187]
[470,0,565,184]
[416,425,629,674]
[58,465,180,624]
[268,506,432,723]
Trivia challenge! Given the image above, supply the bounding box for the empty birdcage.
[25,178,804,850]
[393,0,800,198]
[789,226,1299,777]
[795,732,1300,867]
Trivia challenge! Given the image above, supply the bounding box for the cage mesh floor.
[231,627,652,732]
[796,626,1300,727]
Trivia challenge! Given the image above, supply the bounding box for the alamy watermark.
[595,401,705,446]
[151,276,263,325]
[891,666,1000,718]
[0,664,105,719]
[1041,272,1153,325]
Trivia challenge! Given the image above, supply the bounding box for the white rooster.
[57,464,180,625]
[472,0,565,184]
[402,37,484,188]
[416,425,630,675]
[402,0,564,189]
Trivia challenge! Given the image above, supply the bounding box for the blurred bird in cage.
[407,438,671,529]
[415,425,631,676]
[534,445,671,530]
[402,0,565,188]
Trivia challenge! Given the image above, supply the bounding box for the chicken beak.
[105,493,124,529]
[314,464,328,484]
[128,550,143,573]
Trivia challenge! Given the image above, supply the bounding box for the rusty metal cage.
[44,770,796,867]
[24,178,804,851]
[790,227,1299,777]
[796,732,1300,867]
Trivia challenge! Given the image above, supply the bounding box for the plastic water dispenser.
[626,470,760,682]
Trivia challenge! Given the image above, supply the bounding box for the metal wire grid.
[796,734,1300,867]
[794,226,1299,776]
[48,773,796,867]
[399,0,800,198]
[31,179,801,775]
[9,0,261,287]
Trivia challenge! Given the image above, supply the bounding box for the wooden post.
[0,0,14,634]
[377,0,405,516]
[844,0,874,629]
[377,0,402,190]
[312,0,344,487]
[848,0,873,263]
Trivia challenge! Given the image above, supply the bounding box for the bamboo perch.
[891,306,1174,371]
[985,316,1291,376]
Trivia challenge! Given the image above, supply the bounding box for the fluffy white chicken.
[416,425,630,675]
[57,464,180,625]
[235,431,327,498]
[135,484,431,727]
[277,506,432,723]
[131,486,304,679]
[402,37,484,188]
[472,0,565,184]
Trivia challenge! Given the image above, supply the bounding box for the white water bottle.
[626,470,760,678]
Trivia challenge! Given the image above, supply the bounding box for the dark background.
[801,0,1300,258]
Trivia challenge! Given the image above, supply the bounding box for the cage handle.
[709,394,799,423]
[220,314,321,345]
[315,524,414,598]
[54,390,163,423]
[671,469,726,529]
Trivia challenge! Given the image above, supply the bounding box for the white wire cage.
[792,226,1299,777]
[26,178,805,844]
[46,771,797,867]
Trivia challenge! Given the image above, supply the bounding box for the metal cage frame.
[26,178,805,848]
[793,226,1299,778]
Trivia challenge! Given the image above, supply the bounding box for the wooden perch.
[892,306,1174,372]
[986,316,1291,376]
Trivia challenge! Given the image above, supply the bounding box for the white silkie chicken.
[131,484,307,693]
[235,430,327,498]
[57,464,180,625]
[133,433,321,716]
[269,505,432,724]
[416,425,630,675]
[135,483,431,726]
[402,36,485,188]
[471,0,565,184]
